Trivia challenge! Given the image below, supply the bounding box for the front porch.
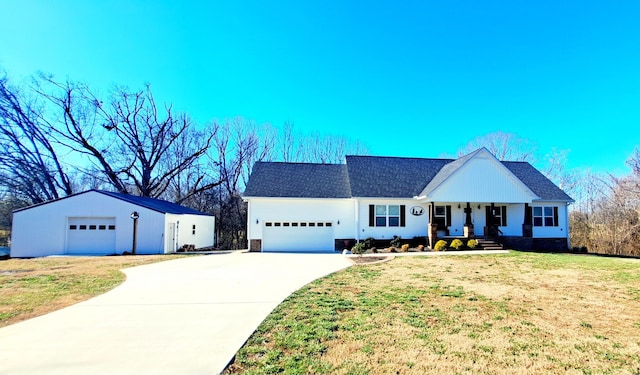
[425,201,534,249]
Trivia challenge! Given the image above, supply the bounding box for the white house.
[11,190,215,257]
[242,148,573,252]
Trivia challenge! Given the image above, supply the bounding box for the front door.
[166,223,176,253]
[473,208,486,236]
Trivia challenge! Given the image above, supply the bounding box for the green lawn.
[225,252,640,375]
[0,255,188,327]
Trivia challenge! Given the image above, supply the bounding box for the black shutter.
[502,206,507,226]
[446,205,452,227]
[400,205,406,227]
[369,205,375,227]
[486,206,491,227]
[524,203,532,225]
[553,206,559,227]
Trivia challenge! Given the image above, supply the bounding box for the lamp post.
[130,211,139,255]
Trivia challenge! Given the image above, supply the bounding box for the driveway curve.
[0,252,353,375]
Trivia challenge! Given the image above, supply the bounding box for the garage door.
[66,217,116,255]
[262,221,334,252]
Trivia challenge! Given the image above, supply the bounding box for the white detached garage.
[11,190,215,257]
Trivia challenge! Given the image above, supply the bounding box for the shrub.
[450,239,464,250]
[364,237,376,249]
[371,247,378,253]
[390,235,401,248]
[401,244,410,252]
[467,239,478,249]
[434,240,448,251]
[351,242,367,255]
[417,244,425,251]
[388,246,397,253]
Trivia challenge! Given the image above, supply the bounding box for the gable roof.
[97,191,212,215]
[14,189,212,215]
[502,162,573,202]
[243,162,351,198]
[345,156,450,198]
[242,150,573,202]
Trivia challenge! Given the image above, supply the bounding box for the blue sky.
[1,0,639,174]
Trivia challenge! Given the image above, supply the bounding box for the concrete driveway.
[0,252,353,375]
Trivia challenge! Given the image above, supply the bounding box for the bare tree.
[35,77,217,200]
[0,74,74,203]
[543,147,578,197]
[458,131,537,162]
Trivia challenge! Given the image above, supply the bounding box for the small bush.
[434,240,448,251]
[364,237,376,249]
[417,244,425,252]
[401,244,410,252]
[450,239,464,250]
[390,235,401,248]
[467,239,478,249]
[351,242,367,255]
[371,247,378,253]
[388,246,397,253]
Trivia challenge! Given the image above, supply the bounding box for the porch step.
[476,238,504,250]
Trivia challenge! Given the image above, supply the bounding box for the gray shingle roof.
[243,162,352,198]
[243,152,573,202]
[503,162,574,202]
[345,156,450,198]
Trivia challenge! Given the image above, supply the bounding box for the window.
[300,222,307,227]
[325,222,332,227]
[434,206,447,230]
[98,225,106,230]
[533,206,558,227]
[108,225,116,230]
[388,205,400,227]
[274,222,281,227]
[373,205,404,227]
[292,222,299,227]
[309,222,316,227]
[89,225,97,230]
[375,205,387,227]
[69,225,77,230]
[79,225,87,230]
[492,207,503,226]
[265,222,273,227]
[283,222,290,227]
[192,224,196,235]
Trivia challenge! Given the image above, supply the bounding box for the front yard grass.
[226,252,640,375]
[0,255,188,327]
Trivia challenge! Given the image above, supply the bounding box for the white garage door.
[66,217,117,255]
[262,221,334,252]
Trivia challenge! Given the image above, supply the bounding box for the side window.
[434,206,447,230]
[375,205,387,227]
[388,205,400,227]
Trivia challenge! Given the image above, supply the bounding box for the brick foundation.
[249,239,262,252]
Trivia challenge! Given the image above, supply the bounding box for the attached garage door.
[66,217,116,255]
[262,221,334,252]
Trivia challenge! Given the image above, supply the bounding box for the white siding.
[531,202,569,238]
[357,199,428,240]
[166,214,215,253]
[10,191,215,257]
[247,198,355,241]
[427,155,537,203]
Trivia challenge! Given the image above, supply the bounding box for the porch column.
[523,202,533,237]
[463,202,474,238]
[428,202,438,248]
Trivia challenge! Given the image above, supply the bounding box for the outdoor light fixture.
[130,211,139,255]
[458,204,461,209]
[337,220,340,225]
[478,204,481,209]
[256,219,259,224]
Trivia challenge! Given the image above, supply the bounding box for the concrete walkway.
[0,252,353,375]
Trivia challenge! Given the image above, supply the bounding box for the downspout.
[354,199,360,242]
[565,202,571,250]
[246,199,251,250]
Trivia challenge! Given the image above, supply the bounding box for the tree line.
[0,70,366,248]
[2,69,639,256]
